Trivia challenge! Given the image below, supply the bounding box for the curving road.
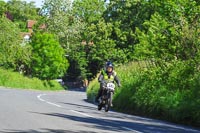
[0,87,199,133]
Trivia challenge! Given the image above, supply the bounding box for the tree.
[73,0,105,24]
[83,19,127,78]
[0,1,6,16]
[0,16,31,71]
[134,0,200,62]
[65,44,88,81]
[103,0,155,60]
[41,0,85,49]
[30,32,69,80]
[41,0,88,81]
[6,0,40,31]
[72,0,128,78]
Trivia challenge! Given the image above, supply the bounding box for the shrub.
[87,61,200,126]
[30,32,69,80]
[86,77,99,102]
[0,68,64,91]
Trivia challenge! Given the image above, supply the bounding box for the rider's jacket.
[102,70,116,81]
[98,69,120,86]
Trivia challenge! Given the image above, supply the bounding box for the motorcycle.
[98,81,115,112]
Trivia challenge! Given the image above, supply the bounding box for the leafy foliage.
[30,32,69,80]
[0,16,32,71]
[84,19,127,78]
[135,10,199,61]
[87,0,200,127]
[103,0,156,60]
[41,0,88,81]
[86,76,100,102]
[73,0,105,24]
[65,44,88,81]
[6,0,40,31]
[1,0,200,126]
[87,61,200,126]
[41,0,84,48]
[0,1,6,16]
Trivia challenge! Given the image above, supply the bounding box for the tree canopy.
[0,0,199,81]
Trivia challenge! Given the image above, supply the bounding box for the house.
[21,20,46,44]
[27,20,37,33]
[27,20,46,33]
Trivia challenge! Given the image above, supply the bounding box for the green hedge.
[0,68,64,91]
[86,76,99,102]
[87,61,200,126]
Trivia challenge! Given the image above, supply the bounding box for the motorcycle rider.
[95,61,121,107]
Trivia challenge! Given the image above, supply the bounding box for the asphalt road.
[0,87,199,133]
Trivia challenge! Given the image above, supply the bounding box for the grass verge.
[0,68,64,91]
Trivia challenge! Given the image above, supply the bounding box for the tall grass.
[0,68,64,91]
[86,76,99,102]
[87,61,200,127]
[87,61,145,102]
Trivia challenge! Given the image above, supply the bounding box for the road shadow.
[28,112,200,133]
[63,93,199,132]
[75,90,200,132]
[60,102,97,111]
[1,129,97,133]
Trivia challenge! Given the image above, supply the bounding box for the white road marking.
[70,109,139,132]
[37,94,62,108]
[46,101,62,108]
[70,110,94,118]
[36,94,151,133]
[122,127,143,133]
[110,111,200,132]
[37,94,46,102]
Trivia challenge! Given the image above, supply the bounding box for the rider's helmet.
[106,61,113,68]
[105,61,114,72]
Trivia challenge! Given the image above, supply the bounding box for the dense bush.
[116,61,200,126]
[87,61,200,126]
[86,76,99,102]
[30,32,69,80]
[0,17,32,70]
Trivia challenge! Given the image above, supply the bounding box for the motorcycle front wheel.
[105,92,113,112]
[105,99,110,112]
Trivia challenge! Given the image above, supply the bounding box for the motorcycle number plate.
[107,83,115,91]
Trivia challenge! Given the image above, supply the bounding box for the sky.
[4,0,44,8]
